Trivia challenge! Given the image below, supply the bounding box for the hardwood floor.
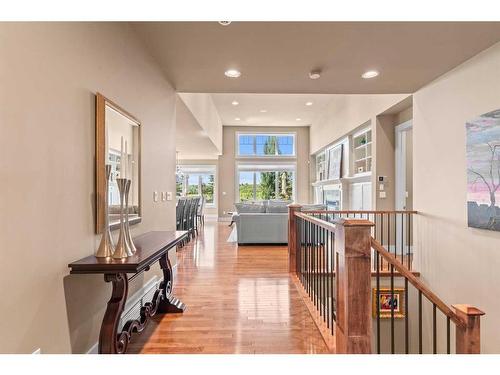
[128,220,330,354]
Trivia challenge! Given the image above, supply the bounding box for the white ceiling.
[175,97,220,159]
[211,93,334,126]
[132,22,500,94]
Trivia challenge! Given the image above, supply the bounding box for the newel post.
[452,304,485,354]
[288,204,302,274]
[335,218,375,354]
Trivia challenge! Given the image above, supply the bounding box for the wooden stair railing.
[288,205,485,354]
[371,238,484,354]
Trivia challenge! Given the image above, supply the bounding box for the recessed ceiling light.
[309,70,321,80]
[231,100,239,106]
[296,118,301,121]
[260,109,267,113]
[224,69,241,78]
[235,117,241,121]
[362,70,379,79]
[218,21,231,26]
[305,101,313,106]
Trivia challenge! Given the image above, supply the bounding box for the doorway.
[395,121,413,254]
[395,121,413,211]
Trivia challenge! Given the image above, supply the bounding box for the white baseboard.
[86,275,159,354]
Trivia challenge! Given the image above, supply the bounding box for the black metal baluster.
[400,213,404,264]
[376,251,381,354]
[388,213,391,259]
[301,219,304,286]
[316,224,319,309]
[381,214,385,271]
[390,264,395,354]
[311,224,318,306]
[326,226,330,330]
[307,221,310,295]
[304,220,307,289]
[330,231,335,332]
[408,213,411,270]
[419,290,423,354]
[322,227,326,321]
[405,278,409,354]
[373,214,378,272]
[319,225,323,318]
[433,304,437,354]
[307,222,313,298]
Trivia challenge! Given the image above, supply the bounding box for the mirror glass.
[96,94,141,233]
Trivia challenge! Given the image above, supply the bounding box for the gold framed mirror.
[96,93,141,234]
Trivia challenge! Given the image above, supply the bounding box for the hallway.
[128,221,330,354]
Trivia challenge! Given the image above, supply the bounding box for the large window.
[176,165,216,205]
[237,133,295,157]
[237,165,295,202]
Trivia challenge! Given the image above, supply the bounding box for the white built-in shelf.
[353,128,372,175]
[354,141,372,150]
[312,171,372,186]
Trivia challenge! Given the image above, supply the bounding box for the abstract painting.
[327,144,343,180]
[466,109,500,231]
[372,288,405,319]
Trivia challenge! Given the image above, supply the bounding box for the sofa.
[233,200,325,245]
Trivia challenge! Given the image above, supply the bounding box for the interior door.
[395,121,413,253]
[395,121,412,210]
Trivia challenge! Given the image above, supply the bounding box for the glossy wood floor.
[128,220,330,354]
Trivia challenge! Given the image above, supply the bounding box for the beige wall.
[310,94,409,154]
[177,93,223,154]
[413,41,500,353]
[0,23,177,353]
[218,126,310,216]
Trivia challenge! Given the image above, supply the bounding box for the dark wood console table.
[68,230,188,354]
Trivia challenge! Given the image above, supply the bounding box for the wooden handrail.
[370,237,465,329]
[294,211,337,232]
[304,210,418,214]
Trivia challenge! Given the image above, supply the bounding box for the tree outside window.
[176,167,216,205]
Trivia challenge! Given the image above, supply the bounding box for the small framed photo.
[372,288,405,318]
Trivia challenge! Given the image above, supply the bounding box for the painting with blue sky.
[466,109,500,231]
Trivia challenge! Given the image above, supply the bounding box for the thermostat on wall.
[378,176,387,182]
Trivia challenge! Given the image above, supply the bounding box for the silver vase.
[96,165,114,258]
[112,178,134,259]
[124,179,137,254]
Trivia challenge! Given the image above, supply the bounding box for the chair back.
[197,195,205,215]
[176,198,186,227]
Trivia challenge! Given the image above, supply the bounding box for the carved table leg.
[99,273,129,354]
[157,253,186,313]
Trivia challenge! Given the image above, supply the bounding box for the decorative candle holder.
[96,165,114,258]
[124,179,137,254]
[112,178,134,259]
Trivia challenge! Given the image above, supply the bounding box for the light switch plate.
[153,191,159,202]
[167,192,173,201]
[379,184,384,191]
[379,191,387,199]
[161,192,167,201]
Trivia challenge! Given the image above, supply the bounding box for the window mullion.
[253,172,257,200]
